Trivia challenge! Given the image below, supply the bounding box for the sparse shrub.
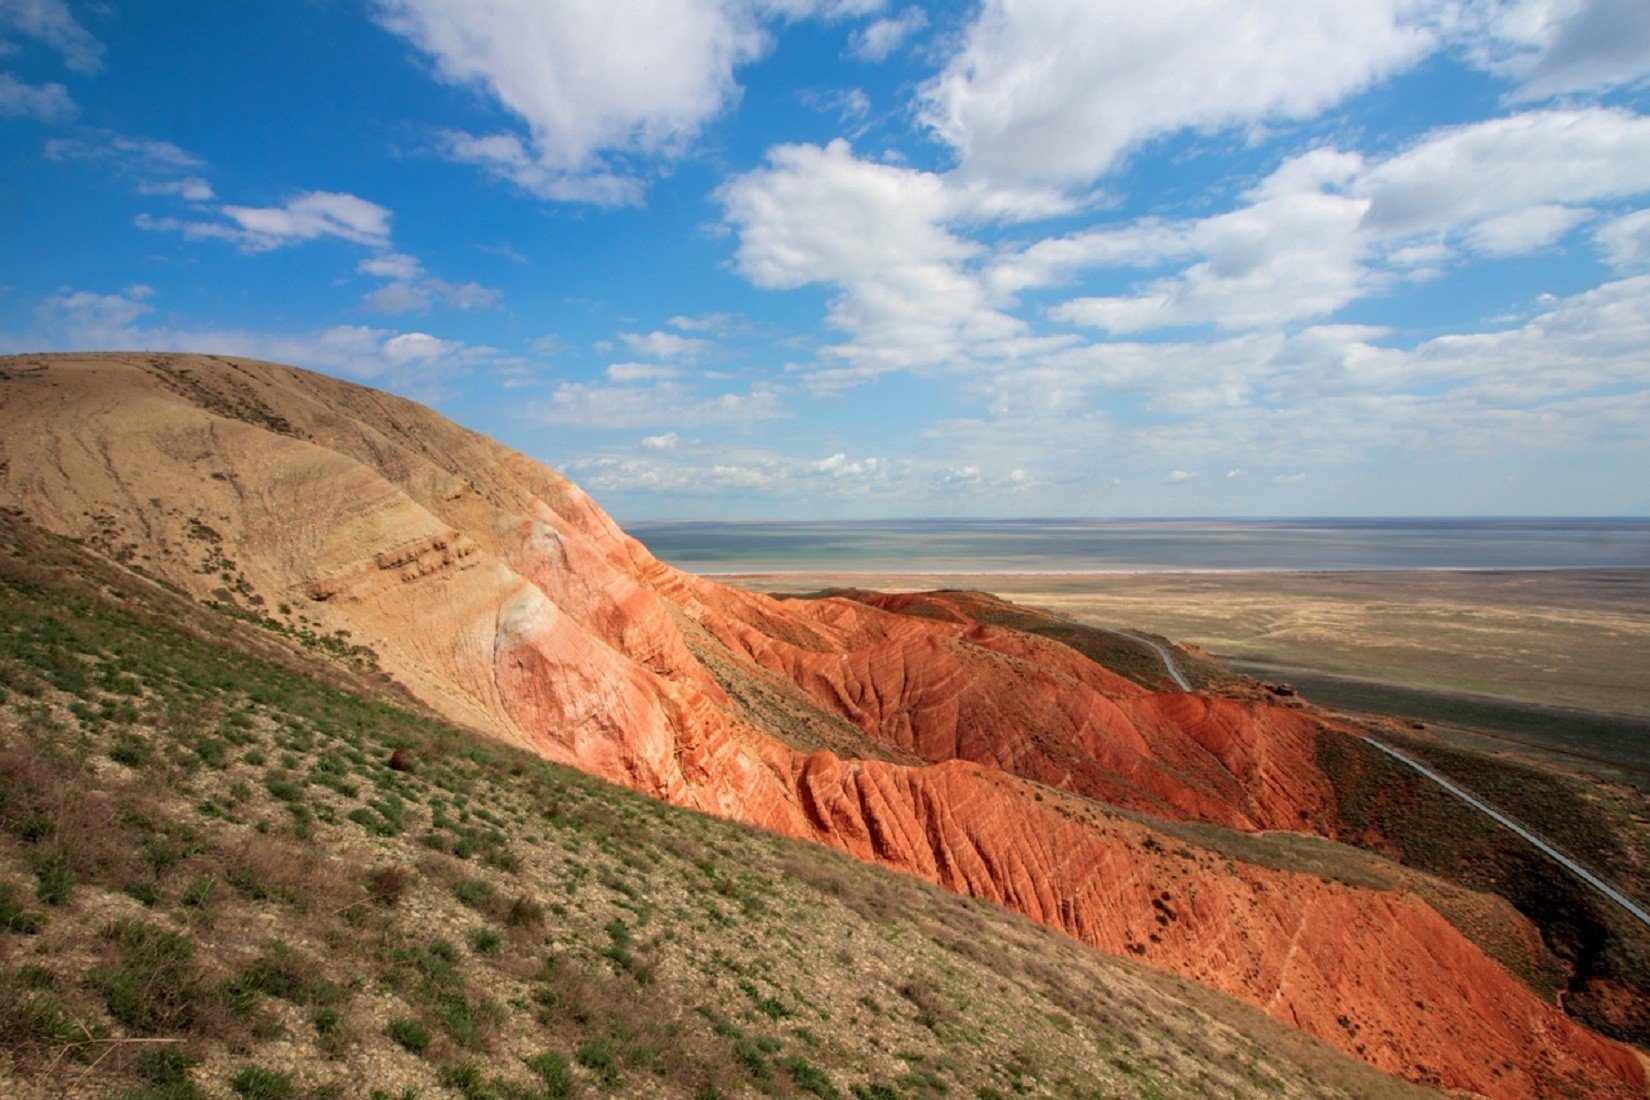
[453,877,493,909]
[439,1059,502,1099]
[230,1065,295,1099]
[386,1016,431,1054]
[133,1046,203,1096]
[95,919,203,1034]
[0,967,81,1052]
[366,864,411,906]
[525,1051,574,1098]
[576,1035,622,1084]
[109,732,153,767]
[784,1055,841,1099]
[505,892,544,929]
[180,875,216,911]
[470,926,503,956]
[851,1087,902,1100]
[0,880,46,933]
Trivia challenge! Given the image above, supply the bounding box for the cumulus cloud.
[359,252,423,280]
[528,378,786,429]
[851,7,925,61]
[138,191,394,251]
[919,0,1439,190]
[11,285,498,389]
[1033,108,1650,333]
[606,363,682,382]
[718,139,1062,387]
[218,192,394,250]
[1356,108,1650,236]
[378,0,888,202]
[363,277,502,314]
[1596,208,1650,270]
[0,0,103,73]
[619,330,711,359]
[0,71,71,120]
[1472,0,1650,99]
[640,431,681,450]
[668,312,744,334]
[565,440,1046,505]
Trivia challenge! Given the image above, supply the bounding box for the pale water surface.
[623,518,1650,575]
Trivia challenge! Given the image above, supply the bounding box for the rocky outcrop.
[0,352,1642,1099]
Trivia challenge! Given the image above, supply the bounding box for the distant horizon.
[621,514,1650,525]
[622,515,1650,575]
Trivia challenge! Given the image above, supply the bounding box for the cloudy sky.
[3,1,1649,518]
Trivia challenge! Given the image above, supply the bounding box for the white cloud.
[378,1,894,202]
[13,285,498,388]
[640,431,681,450]
[668,311,744,334]
[619,330,711,359]
[218,192,393,250]
[46,132,208,197]
[851,7,925,62]
[719,139,1051,386]
[139,191,393,252]
[1049,184,1372,333]
[436,130,643,205]
[919,0,1439,190]
[1462,203,1587,256]
[560,442,1041,505]
[606,362,682,382]
[361,283,433,314]
[0,0,102,73]
[1356,108,1650,235]
[135,176,214,201]
[379,1,753,202]
[1033,108,1650,334]
[1273,472,1307,483]
[358,252,423,280]
[528,378,786,429]
[1472,0,1650,99]
[1596,207,1650,270]
[34,284,153,330]
[1164,470,1199,483]
[0,71,71,120]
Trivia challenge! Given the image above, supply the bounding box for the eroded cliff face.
[0,353,1641,1099]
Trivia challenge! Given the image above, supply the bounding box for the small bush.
[0,968,81,1052]
[525,1050,574,1098]
[0,880,46,933]
[452,878,493,909]
[230,1065,295,1099]
[785,1055,841,1098]
[134,1047,202,1094]
[386,1016,431,1054]
[505,893,544,929]
[576,1035,622,1084]
[366,865,411,906]
[95,919,203,1034]
[470,926,503,956]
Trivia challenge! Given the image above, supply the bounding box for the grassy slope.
[0,513,1431,1099]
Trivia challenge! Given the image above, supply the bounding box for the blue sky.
[3,0,1649,519]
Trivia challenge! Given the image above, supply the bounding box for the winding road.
[1130,628,1650,931]
[1095,627,1194,691]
